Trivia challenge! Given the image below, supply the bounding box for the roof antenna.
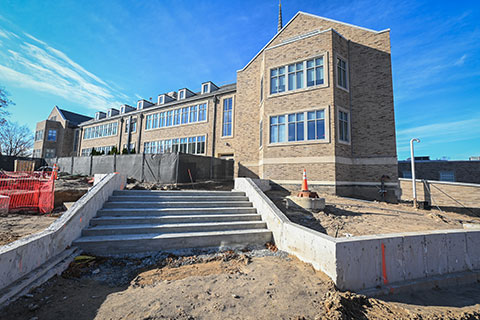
[278,0,283,33]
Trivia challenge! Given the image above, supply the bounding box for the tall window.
[198,103,207,121]
[197,136,206,154]
[307,57,324,86]
[288,63,304,90]
[270,115,286,143]
[167,111,173,126]
[188,137,196,153]
[270,109,326,144]
[260,76,263,102]
[288,113,304,141]
[181,107,189,124]
[189,105,198,122]
[337,57,348,90]
[222,98,233,137]
[307,110,325,140]
[47,130,57,141]
[180,138,188,153]
[338,110,349,142]
[35,130,44,141]
[174,109,181,125]
[270,66,286,94]
[259,120,263,147]
[159,112,165,127]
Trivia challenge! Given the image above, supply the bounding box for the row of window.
[270,56,325,94]
[270,110,326,143]
[83,122,119,140]
[145,103,207,130]
[269,109,350,144]
[34,129,57,141]
[144,135,206,155]
[81,145,116,156]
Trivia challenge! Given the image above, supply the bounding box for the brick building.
[399,160,480,184]
[33,106,91,158]
[34,12,399,201]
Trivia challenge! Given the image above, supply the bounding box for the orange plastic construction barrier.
[0,167,57,214]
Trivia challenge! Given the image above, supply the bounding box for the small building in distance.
[33,106,92,158]
[398,157,480,184]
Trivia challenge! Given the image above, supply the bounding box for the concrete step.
[103,201,253,209]
[73,229,273,255]
[108,195,249,202]
[82,221,267,236]
[112,190,245,197]
[90,214,263,226]
[97,207,257,217]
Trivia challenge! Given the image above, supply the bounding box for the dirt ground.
[0,174,91,246]
[266,190,480,237]
[1,248,480,320]
[0,213,58,246]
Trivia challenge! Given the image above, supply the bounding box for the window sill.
[335,85,349,93]
[268,139,330,147]
[267,83,329,99]
[338,139,351,146]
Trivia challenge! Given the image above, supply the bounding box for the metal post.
[410,138,420,208]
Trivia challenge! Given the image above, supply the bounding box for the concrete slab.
[424,233,448,276]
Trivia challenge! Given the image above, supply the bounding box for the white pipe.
[410,138,420,208]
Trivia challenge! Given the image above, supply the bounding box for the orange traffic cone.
[301,169,309,191]
[297,169,319,198]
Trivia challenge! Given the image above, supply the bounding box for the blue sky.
[0,0,478,160]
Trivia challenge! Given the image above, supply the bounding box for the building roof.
[57,107,92,126]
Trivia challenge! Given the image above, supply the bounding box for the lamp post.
[410,138,420,208]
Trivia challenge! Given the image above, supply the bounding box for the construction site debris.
[267,190,480,237]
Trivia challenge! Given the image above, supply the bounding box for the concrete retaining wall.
[399,178,480,213]
[235,178,480,292]
[0,173,126,293]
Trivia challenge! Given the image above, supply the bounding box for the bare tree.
[0,86,14,125]
[0,121,33,157]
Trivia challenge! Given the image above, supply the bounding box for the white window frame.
[337,107,351,145]
[202,83,210,94]
[335,53,349,92]
[221,97,234,138]
[137,101,143,110]
[268,53,328,97]
[178,89,186,100]
[158,95,165,104]
[268,107,329,146]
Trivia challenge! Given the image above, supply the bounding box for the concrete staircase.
[73,190,272,255]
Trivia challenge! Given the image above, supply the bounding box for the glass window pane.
[296,63,303,70]
[288,73,295,90]
[307,120,315,140]
[297,121,304,141]
[271,125,278,143]
[307,111,315,120]
[278,123,285,142]
[316,119,325,139]
[315,57,323,66]
[296,113,304,121]
[271,116,277,124]
[271,69,277,77]
[307,68,314,87]
[278,66,285,74]
[278,75,285,92]
[288,64,295,72]
[316,67,324,85]
[288,123,296,141]
[278,115,285,123]
[271,77,278,94]
[296,70,304,89]
[316,110,324,119]
[307,60,314,68]
[288,114,295,122]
